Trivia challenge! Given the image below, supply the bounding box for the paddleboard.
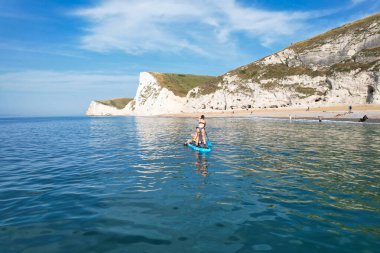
[186,141,213,152]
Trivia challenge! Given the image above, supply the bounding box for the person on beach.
[349,105,352,113]
[359,115,368,122]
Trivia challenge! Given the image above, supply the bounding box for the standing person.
[349,105,352,113]
[196,115,207,147]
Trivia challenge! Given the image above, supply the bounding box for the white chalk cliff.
[87,13,380,116]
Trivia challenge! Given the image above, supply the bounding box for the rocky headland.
[86,13,380,117]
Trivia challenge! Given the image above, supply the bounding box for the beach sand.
[161,104,380,123]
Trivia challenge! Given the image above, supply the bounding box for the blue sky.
[0,0,379,116]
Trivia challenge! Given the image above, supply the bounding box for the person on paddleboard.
[185,128,198,145]
[195,115,208,147]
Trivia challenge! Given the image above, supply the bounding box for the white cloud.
[74,0,322,56]
[351,0,367,5]
[0,70,137,93]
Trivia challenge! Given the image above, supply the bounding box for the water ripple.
[0,116,379,252]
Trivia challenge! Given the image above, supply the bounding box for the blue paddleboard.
[186,141,213,152]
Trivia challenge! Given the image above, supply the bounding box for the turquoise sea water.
[0,116,379,253]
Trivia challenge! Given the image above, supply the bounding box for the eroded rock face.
[86,100,134,116]
[181,14,379,112]
[86,101,123,116]
[86,14,380,116]
[86,72,187,116]
[132,72,186,115]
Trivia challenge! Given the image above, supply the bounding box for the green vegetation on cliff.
[226,14,380,86]
[197,76,224,96]
[229,45,379,92]
[96,98,133,109]
[354,46,380,59]
[329,46,380,73]
[289,13,380,53]
[329,59,379,73]
[294,85,323,97]
[150,72,216,97]
[231,63,327,81]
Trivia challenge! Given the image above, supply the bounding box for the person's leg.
[201,129,207,146]
[195,128,201,146]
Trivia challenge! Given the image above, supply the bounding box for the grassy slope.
[355,45,380,58]
[225,13,380,94]
[240,46,380,79]
[289,13,380,53]
[95,14,379,103]
[149,72,216,97]
[230,63,328,81]
[96,98,133,109]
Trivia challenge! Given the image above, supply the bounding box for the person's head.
[200,115,205,119]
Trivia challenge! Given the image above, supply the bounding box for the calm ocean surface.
[0,116,379,253]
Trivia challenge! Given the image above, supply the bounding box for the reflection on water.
[194,152,208,176]
[0,116,379,253]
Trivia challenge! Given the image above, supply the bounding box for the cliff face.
[86,13,380,116]
[86,100,134,116]
[184,13,380,112]
[132,72,187,115]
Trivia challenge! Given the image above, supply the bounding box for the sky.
[0,0,379,116]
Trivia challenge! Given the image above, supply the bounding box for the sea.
[0,116,379,253]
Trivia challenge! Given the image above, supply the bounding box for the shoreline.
[160,104,380,123]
